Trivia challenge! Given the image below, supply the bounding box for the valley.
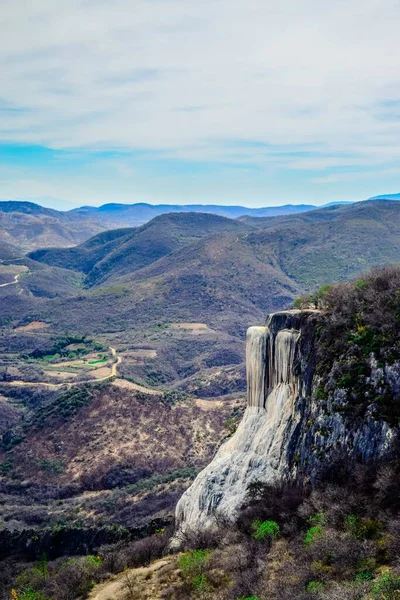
[1,199,400,599]
[3,1,400,595]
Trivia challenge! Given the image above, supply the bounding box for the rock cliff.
[173,310,397,542]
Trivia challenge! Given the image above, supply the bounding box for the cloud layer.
[1,0,400,204]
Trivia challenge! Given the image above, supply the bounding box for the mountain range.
[0,198,398,400]
[0,201,104,251]
[29,198,400,295]
[1,194,399,251]
[1,194,400,594]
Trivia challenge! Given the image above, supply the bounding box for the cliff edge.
[173,308,396,543]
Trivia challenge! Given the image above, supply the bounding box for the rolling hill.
[237,199,400,287]
[31,199,400,299]
[11,199,399,378]
[0,201,106,251]
[1,198,400,583]
[29,212,253,286]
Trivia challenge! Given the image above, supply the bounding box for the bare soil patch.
[112,377,162,395]
[15,321,50,332]
[88,556,180,600]
[170,322,209,330]
[123,349,157,359]
[43,370,78,380]
[92,366,113,379]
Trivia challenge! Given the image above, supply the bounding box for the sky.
[1,0,400,209]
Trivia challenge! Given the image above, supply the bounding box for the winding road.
[0,272,21,288]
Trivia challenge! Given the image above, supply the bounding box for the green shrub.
[252,519,280,540]
[0,460,13,475]
[307,580,324,594]
[179,549,210,577]
[11,589,50,600]
[354,571,373,582]
[345,514,382,539]
[371,573,400,598]
[179,550,211,593]
[86,555,103,567]
[304,525,323,545]
[293,297,302,308]
[192,573,209,592]
[36,459,65,474]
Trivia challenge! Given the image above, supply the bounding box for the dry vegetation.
[0,384,242,533]
[4,458,400,600]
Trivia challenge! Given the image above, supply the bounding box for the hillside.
[238,199,400,287]
[31,200,400,295]
[7,200,400,396]
[2,267,400,600]
[0,201,106,251]
[0,200,397,400]
[29,212,253,286]
[0,242,83,325]
[0,383,240,529]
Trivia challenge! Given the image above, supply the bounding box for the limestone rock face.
[172,310,396,543]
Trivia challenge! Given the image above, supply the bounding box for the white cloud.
[0,0,400,172]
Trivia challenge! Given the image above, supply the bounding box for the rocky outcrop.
[173,310,397,543]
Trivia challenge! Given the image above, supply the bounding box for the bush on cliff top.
[296,265,400,425]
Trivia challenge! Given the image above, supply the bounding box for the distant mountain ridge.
[0,200,322,252]
[2,193,400,252]
[369,192,400,201]
[69,202,318,227]
[29,200,400,323]
[0,201,105,251]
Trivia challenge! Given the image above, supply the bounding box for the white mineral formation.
[172,309,397,546]
[173,311,303,541]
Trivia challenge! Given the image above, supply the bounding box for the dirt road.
[0,272,21,288]
[88,557,175,600]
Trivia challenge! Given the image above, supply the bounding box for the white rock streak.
[173,312,302,541]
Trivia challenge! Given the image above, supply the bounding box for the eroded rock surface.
[173,310,396,543]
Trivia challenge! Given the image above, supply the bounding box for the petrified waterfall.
[246,326,268,408]
[172,308,396,544]
[173,311,306,541]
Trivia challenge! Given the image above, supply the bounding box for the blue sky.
[1,0,400,209]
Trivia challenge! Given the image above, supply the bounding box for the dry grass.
[10,386,232,485]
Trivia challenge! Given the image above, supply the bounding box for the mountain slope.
[24,200,400,339]
[30,212,254,286]
[238,199,400,287]
[29,228,135,275]
[0,201,106,251]
[0,243,83,320]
